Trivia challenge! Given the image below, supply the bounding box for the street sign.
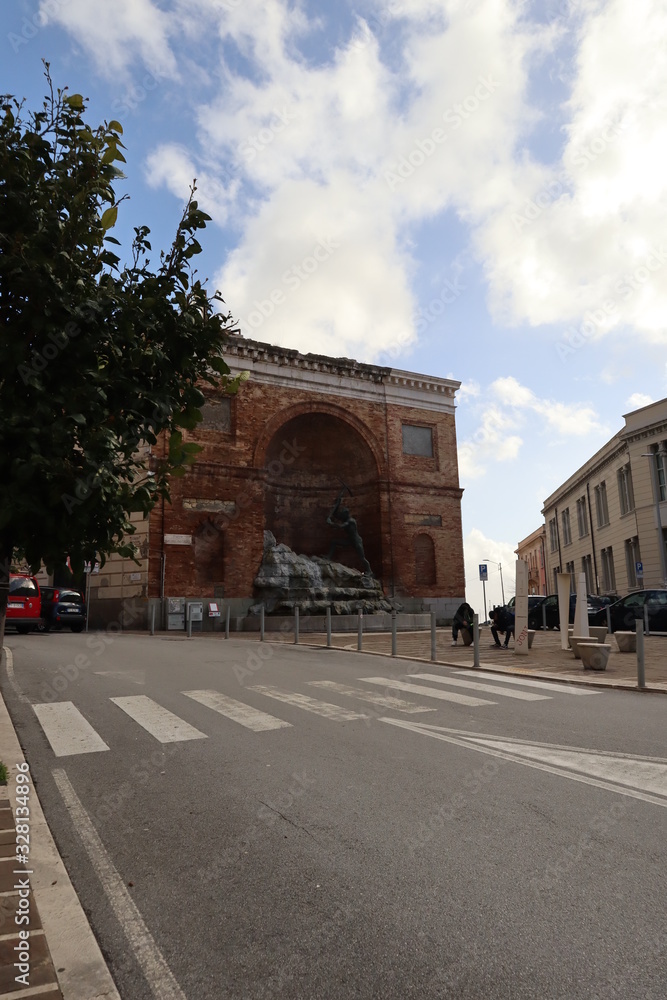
[636,561,643,576]
[479,564,488,582]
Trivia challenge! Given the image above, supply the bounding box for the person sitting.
[489,606,515,648]
[451,602,475,645]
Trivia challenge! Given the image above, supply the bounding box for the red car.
[6,574,42,634]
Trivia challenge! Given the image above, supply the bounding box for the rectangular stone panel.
[402,424,433,456]
[404,514,442,526]
[200,397,232,431]
[182,498,237,514]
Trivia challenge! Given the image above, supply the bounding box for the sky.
[4,0,667,614]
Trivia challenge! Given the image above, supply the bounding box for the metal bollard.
[473,614,480,668]
[294,606,299,645]
[187,603,192,639]
[260,604,265,642]
[644,604,650,636]
[636,617,645,689]
[430,611,437,662]
[606,606,611,635]
[326,606,332,648]
[225,605,230,639]
[391,612,397,657]
[542,602,547,632]
[150,604,155,636]
[357,610,363,651]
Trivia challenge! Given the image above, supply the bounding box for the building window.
[565,561,575,593]
[600,547,616,594]
[618,463,635,515]
[653,445,667,502]
[414,534,436,585]
[594,482,609,527]
[549,518,558,552]
[553,567,560,593]
[576,497,588,538]
[625,536,641,589]
[402,425,433,457]
[561,508,572,546]
[582,554,594,593]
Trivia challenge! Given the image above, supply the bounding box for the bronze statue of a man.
[326,489,372,575]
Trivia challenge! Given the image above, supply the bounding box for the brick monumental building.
[87,337,465,627]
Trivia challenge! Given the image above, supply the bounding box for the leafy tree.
[0,68,242,645]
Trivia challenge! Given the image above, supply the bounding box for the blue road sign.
[479,564,488,582]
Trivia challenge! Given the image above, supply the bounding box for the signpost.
[479,564,488,623]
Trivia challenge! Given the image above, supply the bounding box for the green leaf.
[100,205,118,231]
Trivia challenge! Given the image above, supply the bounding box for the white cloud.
[476,0,667,342]
[463,528,517,614]
[459,376,608,481]
[40,0,178,80]
[626,392,654,410]
[45,0,667,357]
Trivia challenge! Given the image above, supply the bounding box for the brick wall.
[128,339,466,610]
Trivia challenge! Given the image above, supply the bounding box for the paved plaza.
[230,625,667,693]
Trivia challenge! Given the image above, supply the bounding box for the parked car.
[39,586,86,633]
[6,574,42,634]
[506,596,547,612]
[590,590,667,633]
[528,593,606,630]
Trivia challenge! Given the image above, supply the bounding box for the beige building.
[516,525,547,595]
[542,397,667,597]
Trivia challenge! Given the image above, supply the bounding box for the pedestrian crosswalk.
[31,669,600,757]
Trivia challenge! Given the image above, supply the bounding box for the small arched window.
[414,533,436,586]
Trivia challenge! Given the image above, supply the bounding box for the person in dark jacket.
[489,606,515,648]
[451,602,475,645]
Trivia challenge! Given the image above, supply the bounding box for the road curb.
[247,635,666,694]
[0,646,121,1000]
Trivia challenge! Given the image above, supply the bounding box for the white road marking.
[182,690,292,731]
[380,719,667,808]
[468,738,667,797]
[110,696,207,743]
[308,680,436,713]
[249,685,368,721]
[411,673,550,701]
[360,677,494,707]
[52,769,187,1000]
[453,669,600,694]
[32,702,110,756]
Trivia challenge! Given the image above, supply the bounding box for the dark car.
[590,590,667,633]
[507,596,547,612]
[39,587,86,632]
[528,593,606,630]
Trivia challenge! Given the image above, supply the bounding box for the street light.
[641,450,667,587]
[482,559,506,606]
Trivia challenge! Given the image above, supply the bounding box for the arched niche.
[263,411,382,577]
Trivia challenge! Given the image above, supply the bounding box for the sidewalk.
[229,625,667,693]
[0,648,120,1000]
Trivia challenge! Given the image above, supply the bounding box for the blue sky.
[4,0,667,613]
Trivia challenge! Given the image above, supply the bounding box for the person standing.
[451,602,475,646]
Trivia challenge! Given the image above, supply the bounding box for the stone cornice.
[223,336,460,414]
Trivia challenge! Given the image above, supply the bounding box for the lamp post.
[483,559,506,607]
[641,450,667,587]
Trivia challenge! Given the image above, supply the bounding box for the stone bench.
[578,642,611,671]
[570,635,594,659]
[614,631,637,653]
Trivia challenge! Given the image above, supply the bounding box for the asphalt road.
[2,630,666,1000]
